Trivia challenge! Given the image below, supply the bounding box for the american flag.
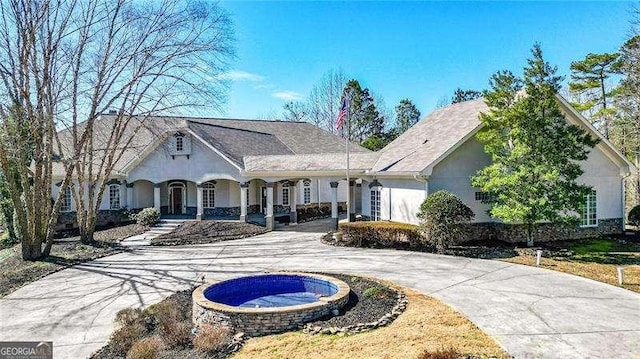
[335,97,347,130]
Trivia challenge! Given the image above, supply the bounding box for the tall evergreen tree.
[568,52,620,139]
[394,99,421,133]
[614,35,640,207]
[451,88,483,104]
[471,44,598,246]
[342,79,385,144]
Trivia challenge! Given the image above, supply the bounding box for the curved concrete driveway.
[1,227,639,359]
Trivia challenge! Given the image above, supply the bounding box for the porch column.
[126,182,134,209]
[153,183,161,211]
[289,180,297,224]
[240,182,248,222]
[265,182,274,231]
[349,180,356,222]
[330,181,339,230]
[196,183,204,221]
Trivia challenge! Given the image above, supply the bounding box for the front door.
[171,187,183,214]
[261,187,267,214]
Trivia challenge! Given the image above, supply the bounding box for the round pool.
[192,273,350,336]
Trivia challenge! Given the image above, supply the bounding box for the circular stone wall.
[192,272,351,336]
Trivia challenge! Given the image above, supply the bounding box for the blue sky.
[213,1,634,122]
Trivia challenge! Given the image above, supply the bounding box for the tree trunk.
[21,238,43,261]
[526,222,534,247]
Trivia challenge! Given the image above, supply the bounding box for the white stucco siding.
[127,135,242,184]
[133,181,154,209]
[578,144,624,220]
[429,137,493,223]
[378,179,426,224]
[228,181,241,207]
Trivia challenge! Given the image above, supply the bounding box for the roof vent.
[108,109,117,115]
[423,138,429,144]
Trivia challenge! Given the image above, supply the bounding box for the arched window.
[109,184,121,209]
[203,182,215,208]
[303,179,311,204]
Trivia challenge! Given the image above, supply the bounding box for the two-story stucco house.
[52,95,635,242]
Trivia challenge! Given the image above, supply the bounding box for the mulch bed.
[92,273,403,359]
[151,221,268,246]
[305,273,402,331]
[0,223,146,297]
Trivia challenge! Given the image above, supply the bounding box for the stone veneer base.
[192,272,351,337]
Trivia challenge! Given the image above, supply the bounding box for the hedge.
[629,205,640,228]
[339,221,423,248]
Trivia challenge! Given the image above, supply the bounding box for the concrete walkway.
[1,224,639,359]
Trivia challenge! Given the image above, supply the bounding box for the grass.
[502,237,640,293]
[0,223,146,297]
[233,285,509,359]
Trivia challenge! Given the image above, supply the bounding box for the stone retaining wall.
[192,273,351,337]
[56,210,127,230]
[461,218,623,243]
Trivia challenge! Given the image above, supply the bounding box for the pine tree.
[451,88,483,104]
[342,79,385,144]
[568,52,620,139]
[471,44,598,246]
[614,35,640,208]
[394,99,421,133]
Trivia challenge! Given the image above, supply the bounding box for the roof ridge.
[187,120,276,136]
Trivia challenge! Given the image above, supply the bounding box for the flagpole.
[345,90,351,223]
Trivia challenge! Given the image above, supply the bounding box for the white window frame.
[282,183,289,206]
[109,184,121,210]
[203,182,215,208]
[61,187,72,212]
[176,136,184,152]
[580,190,597,227]
[370,189,381,221]
[303,180,311,204]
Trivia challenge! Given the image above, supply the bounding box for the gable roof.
[52,115,369,178]
[372,99,487,174]
[371,95,635,176]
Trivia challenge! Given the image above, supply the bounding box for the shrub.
[418,190,474,251]
[629,205,640,228]
[111,321,149,354]
[338,221,423,248]
[0,230,18,250]
[159,321,192,348]
[417,348,463,359]
[126,336,165,359]
[135,208,160,226]
[193,324,231,353]
[362,285,392,299]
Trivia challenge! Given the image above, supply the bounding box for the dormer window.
[170,132,191,158]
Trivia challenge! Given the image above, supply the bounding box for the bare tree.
[0,0,234,255]
[307,69,347,133]
[282,101,308,122]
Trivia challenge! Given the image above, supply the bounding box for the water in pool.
[239,292,320,308]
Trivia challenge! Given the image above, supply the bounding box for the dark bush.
[339,221,423,248]
[418,190,474,251]
[629,205,640,228]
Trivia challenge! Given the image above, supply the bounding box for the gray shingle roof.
[244,152,379,173]
[52,115,370,177]
[372,99,488,173]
